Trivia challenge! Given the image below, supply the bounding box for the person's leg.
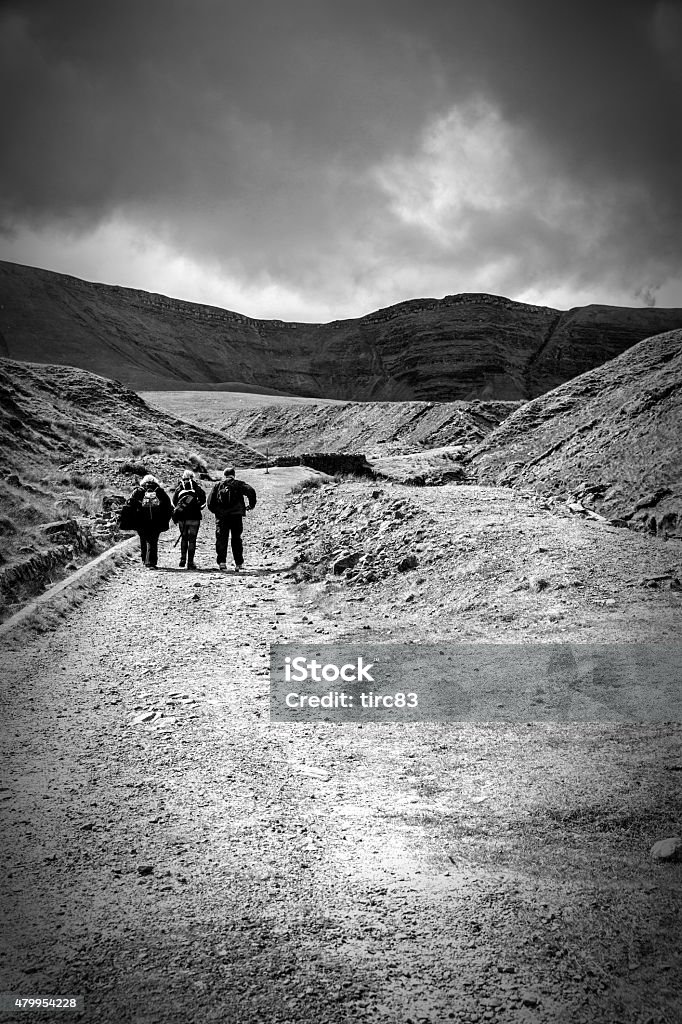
[147,532,159,568]
[179,525,188,567]
[138,531,148,564]
[230,515,244,568]
[216,518,229,566]
[185,521,199,568]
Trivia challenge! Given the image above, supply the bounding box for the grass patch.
[63,472,99,490]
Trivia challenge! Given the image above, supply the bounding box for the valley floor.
[1,470,681,1024]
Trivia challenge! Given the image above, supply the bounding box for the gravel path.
[1,470,681,1024]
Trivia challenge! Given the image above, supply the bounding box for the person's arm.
[196,483,207,509]
[243,482,257,510]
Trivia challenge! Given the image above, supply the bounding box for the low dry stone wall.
[273,453,375,477]
[0,518,99,620]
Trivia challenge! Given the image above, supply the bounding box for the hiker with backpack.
[126,474,173,569]
[172,470,207,570]
[207,467,257,572]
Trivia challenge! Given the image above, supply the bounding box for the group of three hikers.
[123,467,257,571]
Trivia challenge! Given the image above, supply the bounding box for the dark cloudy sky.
[1,0,681,320]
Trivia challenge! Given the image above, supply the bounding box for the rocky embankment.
[3,260,681,398]
[0,357,261,619]
[286,479,682,641]
[470,330,682,538]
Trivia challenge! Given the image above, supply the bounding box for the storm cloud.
[1,0,680,319]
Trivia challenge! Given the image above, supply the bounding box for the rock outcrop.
[2,260,681,399]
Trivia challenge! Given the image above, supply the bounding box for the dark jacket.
[129,484,173,533]
[172,479,207,522]
[207,477,257,518]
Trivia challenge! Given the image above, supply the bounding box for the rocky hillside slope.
[2,260,681,399]
[470,330,682,537]
[207,399,520,457]
[0,357,261,619]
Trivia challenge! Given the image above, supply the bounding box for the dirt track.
[1,469,681,1024]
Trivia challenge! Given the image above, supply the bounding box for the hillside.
[470,330,682,537]
[0,357,262,618]
[2,261,681,400]
[146,395,520,458]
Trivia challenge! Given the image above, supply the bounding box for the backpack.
[142,490,161,513]
[212,478,245,515]
[173,481,201,522]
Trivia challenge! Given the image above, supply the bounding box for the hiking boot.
[218,563,227,571]
[235,563,243,572]
[179,559,186,568]
[187,562,196,570]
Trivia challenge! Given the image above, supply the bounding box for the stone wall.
[0,518,99,620]
[273,453,375,477]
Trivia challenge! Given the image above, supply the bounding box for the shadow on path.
[155,565,293,577]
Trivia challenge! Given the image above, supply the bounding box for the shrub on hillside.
[121,461,147,476]
[290,476,323,494]
[0,515,17,536]
[66,472,97,490]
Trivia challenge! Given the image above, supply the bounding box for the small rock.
[529,576,549,592]
[137,865,154,876]
[651,837,681,861]
[397,554,418,572]
[295,766,331,781]
[132,711,159,724]
[332,551,362,574]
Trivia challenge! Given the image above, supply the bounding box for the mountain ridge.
[2,259,681,400]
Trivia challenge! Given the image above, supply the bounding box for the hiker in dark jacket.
[172,470,206,570]
[207,466,257,572]
[128,474,173,569]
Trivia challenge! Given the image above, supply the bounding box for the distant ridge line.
[2,259,681,400]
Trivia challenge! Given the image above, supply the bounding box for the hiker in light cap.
[172,469,206,570]
[127,474,173,569]
[207,467,257,572]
